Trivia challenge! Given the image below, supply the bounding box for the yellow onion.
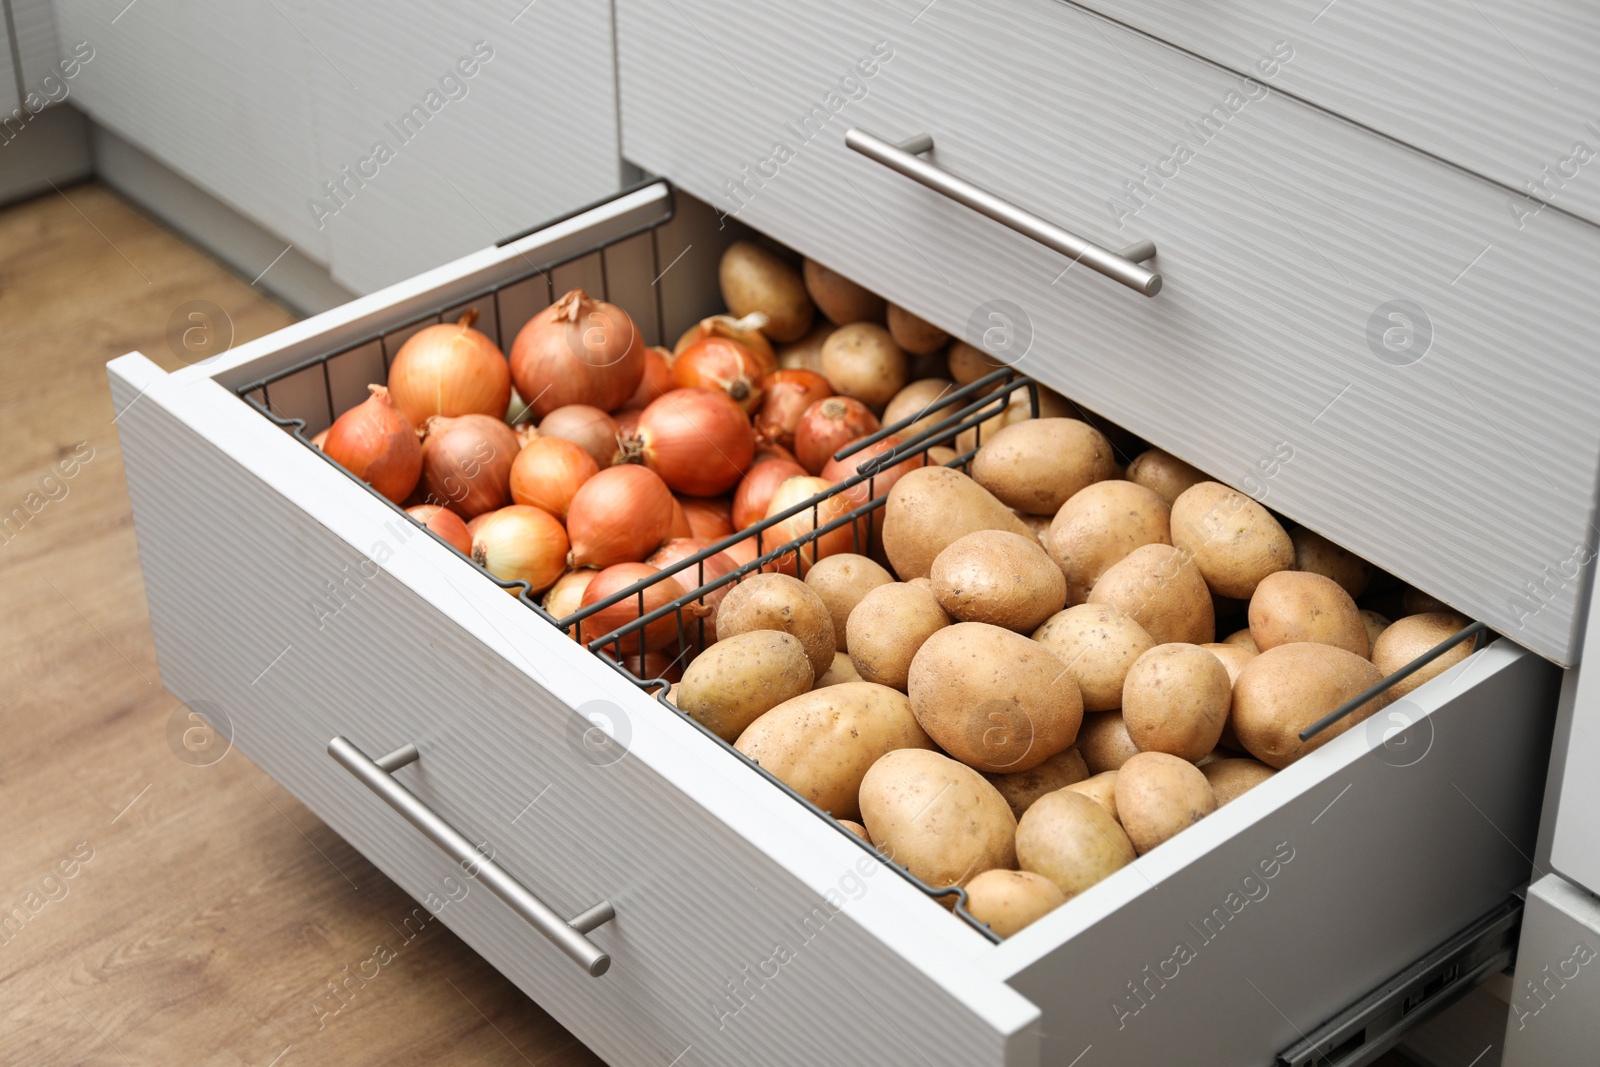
[468,505,569,594]
[536,404,617,470]
[566,465,676,568]
[679,495,735,541]
[793,396,880,474]
[762,475,855,575]
[387,308,511,426]
[509,436,598,522]
[509,289,646,416]
[544,568,599,637]
[673,312,777,375]
[419,414,518,519]
[733,458,808,530]
[577,563,705,653]
[323,384,422,504]
[620,388,755,497]
[406,503,472,555]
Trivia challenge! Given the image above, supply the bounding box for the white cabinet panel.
[1502,875,1600,1065]
[51,0,329,260]
[305,0,620,295]
[12,0,59,89]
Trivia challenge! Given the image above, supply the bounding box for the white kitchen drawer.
[1064,0,1600,228]
[110,181,1562,1066]
[615,0,1600,668]
[1501,875,1600,1065]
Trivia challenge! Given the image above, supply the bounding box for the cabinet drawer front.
[1502,875,1600,1065]
[616,0,1600,666]
[1066,0,1600,227]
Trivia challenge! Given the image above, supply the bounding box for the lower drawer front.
[1502,875,1600,1065]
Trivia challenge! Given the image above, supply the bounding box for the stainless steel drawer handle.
[328,735,615,977]
[845,128,1162,297]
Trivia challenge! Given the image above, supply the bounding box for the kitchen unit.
[4,0,1593,1062]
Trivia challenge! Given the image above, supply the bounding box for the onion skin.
[509,435,598,521]
[762,475,856,574]
[751,442,799,467]
[679,496,735,541]
[566,464,676,568]
[509,289,646,416]
[537,404,618,470]
[577,563,703,652]
[647,537,738,640]
[387,308,512,426]
[755,369,832,451]
[419,414,519,519]
[667,496,694,540]
[544,568,598,637]
[820,434,926,550]
[323,384,423,503]
[621,650,685,684]
[733,458,808,529]
[406,504,473,555]
[624,346,675,410]
[720,536,759,570]
[674,313,777,375]
[624,388,755,497]
[793,396,880,474]
[468,505,569,594]
[671,336,767,414]
[612,408,643,449]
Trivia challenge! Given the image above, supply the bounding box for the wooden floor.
[0,184,603,1066]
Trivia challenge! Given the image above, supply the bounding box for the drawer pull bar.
[327,736,614,977]
[845,128,1163,297]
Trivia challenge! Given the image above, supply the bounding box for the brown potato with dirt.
[1201,758,1276,805]
[1087,543,1215,645]
[1249,570,1369,657]
[907,622,1083,773]
[1292,527,1372,599]
[1371,611,1475,698]
[805,553,894,651]
[676,630,815,741]
[1126,449,1207,505]
[803,258,886,325]
[719,240,813,342]
[882,467,1033,580]
[1122,643,1232,761]
[1076,712,1141,774]
[822,322,907,409]
[846,582,950,690]
[1170,482,1294,599]
[859,749,1017,889]
[736,683,934,820]
[970,419,1117,517]
[931,530,1067,633]
[716,573,836,677]
[946,339,1009,385]
[963,869,1067,937]
[1016,789,1136,898]
[1115,752,1218,854]
[1047,481,1172,605]
[1033,604,1156,712]
[982,747,1090,819]
[886,303,949,355]
[1232,643,1394,768]
[883,378,958,440]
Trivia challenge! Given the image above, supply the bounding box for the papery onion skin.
[388,308,512,426]
[755,369,832,451]
[509,289,647,416]
[671,336,767,414]
[468,504,569,594]
[762,475,856,575]
[733,458,809,530]
[679,496,735,541]
[323,384,423,504]
[820,434,926,550]
[544,568,598,638]
[419,414,519,519]
[623,388,755,497]
[509,435,598,521]
[667,496,694,540]
[674,312,777,375]
[406,503,473,555]
[612,408,643,452]
[577,563,702,652]
[793,396,880,475]
[566,464,676,568]
[719,536,760,570]
[624,347,674,411]
[536,404,618,470]
[751,441,799,468]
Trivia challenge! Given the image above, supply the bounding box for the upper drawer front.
[1069,0,1600,227]
[616,0,1600,666]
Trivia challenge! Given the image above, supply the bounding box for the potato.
[926,446,959,467]
[1014,510,1052,545]
[1249,571,1368,657]
[1371,611,1474,698]
[859,749,1017,888]
[931,530,1067,633]
[954,386,1077,454]
[1292,527,1372,599]
[1047,481,1172,605]
[946,339,1008,385]
[1232,643,1395,768]
[1200,641,1256,752]
[1223,628,1260,653]
[983,747,1089,819]
[822,322,907,409]
[1033,604,1155,712]
[1064,770,1119,818]
[882,467,1033,580]
[737,683,935,820]
[963,869,1067,937]
[1170,482,1294,599]
[803,258,885,325]
[1015,789,1136,897]
[1087,543,1215,645]
[883,378,958,440]
[837,818,872,842]
[1403,587,1453,615]
[777,322,834,373]
[1077,712,1141,774]
[676,630,815,741]
[886,303,949,355]
[971,419,1118,517]
[908,622,1083,772]
[1126,448,1207,506]
[847,582,950,690]
[1122,644,1231,761]
[1201,758,1275,805]
[908,576,934,592]
[719,240,813,342]
[816,650,863,688]
[717,573,836,677]
[1360,610,1393,652]
[1116,752,1217,854]
[805,553,894,651]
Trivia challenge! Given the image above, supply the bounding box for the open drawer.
[111,182,1560,1066]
